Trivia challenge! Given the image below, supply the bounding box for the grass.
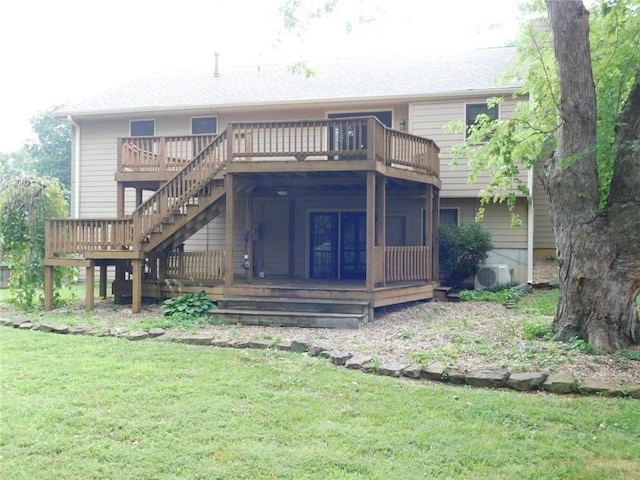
[1,328,639,479]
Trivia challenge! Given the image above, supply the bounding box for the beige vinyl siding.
[409,96,525,198]
[533,161,555,250]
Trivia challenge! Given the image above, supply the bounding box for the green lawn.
[1,328,638,479]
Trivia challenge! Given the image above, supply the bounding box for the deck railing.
[45,218,134,257]
[118,134,217,173]
[166,250,225,281]
[384,246,431,283]
[118,117,440,174]
[132,131,228,243]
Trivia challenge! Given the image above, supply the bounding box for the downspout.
[527,167,534,285]
[67,115,81,218]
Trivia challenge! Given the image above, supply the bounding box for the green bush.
[522,319,555,340]
[439,223,493,288]
[459,286,521,303]
[161,291,214,327]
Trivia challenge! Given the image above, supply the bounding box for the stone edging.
[3,318,639,400]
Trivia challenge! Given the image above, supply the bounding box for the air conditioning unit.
[475,264,511,290]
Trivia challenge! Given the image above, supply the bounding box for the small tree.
[0,174,74,309]
[439,223,493,289]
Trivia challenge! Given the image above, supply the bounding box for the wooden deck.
[44,117,441,316]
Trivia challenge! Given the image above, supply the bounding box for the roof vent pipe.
[214,52,219,77]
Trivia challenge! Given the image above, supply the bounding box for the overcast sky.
[0,0,523,152]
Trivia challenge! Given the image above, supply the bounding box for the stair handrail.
[131,130,228,245]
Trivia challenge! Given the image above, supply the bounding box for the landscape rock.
[12,319,28,328]
[445,370,466,384]
[211,338,231,347]
[309,345,327,357]
[507,372,548,391]
[227,339,250,348]
[378,361,409,377]
[175,334,214,345]
[361,360,378,373]
[345,354,374,370]
[580,378,619,396]
[465,368,510,388]
[328,351,353,366]
[148,328,166,337]
[18,322,35,330]
[52,324,69,334]
[0,318,13,326]
[290,340,311,353]
[422,363,447,381]
[128,331,151,341]
[275,340,292,351]
[543,371,576,394]
[402,364,423,379]
[155,333,175,342]
[69,326,92,335]
[623,383,640,399]
[35,323,55,332]
[108,327,128,337]
[247,339,275,349]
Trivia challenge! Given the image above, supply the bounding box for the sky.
[0,0,523,153]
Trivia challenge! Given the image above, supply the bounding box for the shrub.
[161,291,214,327]
[459,286,521,303]
[522,319,555,340]
[439,223,493,288]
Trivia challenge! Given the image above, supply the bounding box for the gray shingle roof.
[61,47,518,116]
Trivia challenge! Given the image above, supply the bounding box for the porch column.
[44,265,54,311]
[225,173,235,288]
[425,184,433,281]
[99,264,107,299]
[244,190,253,283]
[288,194,295,278]
[85,261,95,311]
[114,262,125,304]
[132,258,142,313]
[135,188,143,208]
[366,170,376,292]
[376,175,387,286]
[433,188,440,283]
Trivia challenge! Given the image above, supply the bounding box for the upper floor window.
[191,116,218,135]
[130,120,155,137]
[465,103,498,139]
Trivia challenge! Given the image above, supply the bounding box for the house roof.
[60,47,519,117]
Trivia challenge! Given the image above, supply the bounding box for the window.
[191,117,218,135]
[440,208,459,226]
[465,103,498,139]
[130,120,155,137]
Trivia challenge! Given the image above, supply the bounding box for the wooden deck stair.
[209,297,371,329]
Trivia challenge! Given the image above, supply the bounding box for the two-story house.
[45,46,554,326]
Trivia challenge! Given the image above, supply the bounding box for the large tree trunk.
[544,0,640,352]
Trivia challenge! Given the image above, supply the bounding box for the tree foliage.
[0,174,74,309]
[24,106,72,191]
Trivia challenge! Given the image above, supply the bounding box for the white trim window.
[465,103,498,140]
[130,119,155,137]
[191,116,218,135]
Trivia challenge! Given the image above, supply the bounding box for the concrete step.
[207,308,364,329]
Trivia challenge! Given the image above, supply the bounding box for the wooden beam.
[117,182,125,217]
[288,194,296,278]
[366,171,376,292]
[114,261,125,304]
[135,188,143,208]
[376,175,387,286]
[225,173,235,288]
[433,188,440,283]
[245,190,253,283]
[86,261,95,311]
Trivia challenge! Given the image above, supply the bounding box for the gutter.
[67,115,81,218]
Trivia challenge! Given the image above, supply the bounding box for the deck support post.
[44,265,54,311]
[85,261,95,311]
[425,184,433,281]
[99,265,107,299]
[432,188,440,283]
[366,170,376,292]
[288,194,295,278]
[132,258,142,313]
[376,175,387,286]
[114,262,125,304]
[225,173,235,288]
[117,183,125,217]
[245,190,253,284]
[135,188,143,208]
